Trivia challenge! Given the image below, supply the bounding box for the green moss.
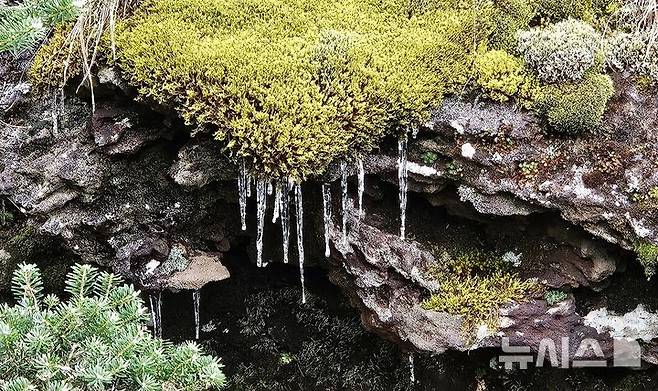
[159,245,189,275]
[543,289,568,305]
[474,49,540,103]
[106,0,460,178]
[649,186,658,200]
[519,160,539,180]
[29,25,81,89]
[422,250,537,338]
[422,271,536,337]
[78,0,537,179]
[634,241,658,280]
[487,0,538,51]
[537,0,594,22]
[420,151,439,165]
[538,72,614,135]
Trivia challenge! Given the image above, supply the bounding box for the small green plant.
[422,250,537,339]
[544,289,568,305]
[0,263,226,390]
[278,352,294,366]
[519,161,539,180]
[420,151,439,165]
[648,186,658,199]
[538,72,614,134]
[159,245,189,275]
[0,200,14,227]
[634,241,658,279]
[0,0,80,56]
[445,160,464,178]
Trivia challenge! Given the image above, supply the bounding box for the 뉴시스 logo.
[498,337,642,369]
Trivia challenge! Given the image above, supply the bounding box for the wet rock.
[458,185,540,216]
[167,252,230,291]
[170,139,236,187]
[328,202,462,352]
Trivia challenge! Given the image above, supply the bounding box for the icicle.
[238,159,248,230]
[322,183,332,258]
[280,178,291,264]
[52,92,59,135]
[256,178,267,268]
[267,181,274,195]
[149,292,162,338]
[246,174,252,198]
[193,290,200,340]
[357,158,364,220]
[294,183,306,304]
[272,182,281,223]
[409,353,415,384]
[340,161,348,245]
[398,136,408,239]
[411,124,419,139]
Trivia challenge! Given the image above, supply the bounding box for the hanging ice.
[238,159,248,230]
[411,124,419,139]
[256,178,267,268]
[246,174,252,198]
[341,161,348,245]
[357,158,364,220]
[267,181,274,195]
[272,182,280,223]
[409,353,415,383]
[149,292,162,338]
[193,290,200,340]
[280,178,291,264]
[322,183,332,257]
[294,183,306,304]
[398,136,408,239]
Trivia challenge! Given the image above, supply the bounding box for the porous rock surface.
[2,56,658,363]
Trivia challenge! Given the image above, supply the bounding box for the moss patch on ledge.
[108,0,537,179]
[421,250,538,339]
[634,240,658,280]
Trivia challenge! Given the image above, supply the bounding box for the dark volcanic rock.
[3,59,658,369]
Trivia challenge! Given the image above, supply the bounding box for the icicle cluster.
[322,184,332,257]
[193,290,200,340]
[235,156,377,304]
[294,183,306,304]
[398,136,408,239]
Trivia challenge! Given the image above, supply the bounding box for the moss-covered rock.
[473,49,539,104]
[538,71,614,134]
[422,250,538,338]
[634,240,658,280]
[29,24,81,88]
[105,0,534,179]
